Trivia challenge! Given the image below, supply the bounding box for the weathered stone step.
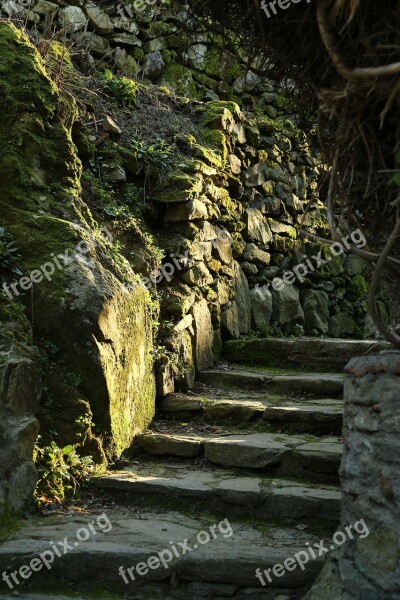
[223,337,389,372]
[97,462,340,525]
[158,393,343,435]
[132,432,342,483]
[197,367,343,396]
[0,511,328,596]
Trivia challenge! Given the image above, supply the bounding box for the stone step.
[223,337,389,372]
[132,432,342,483]
[0,510,329,597]
[97,462,340,526]
[197,368,343,397]
[158,393,343,435]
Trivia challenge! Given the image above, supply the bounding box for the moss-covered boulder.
[0,23,155,458]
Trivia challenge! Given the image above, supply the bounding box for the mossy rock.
[202,48,242,83]
[197,100,243,128]
[158,64,200,100]
[349,274,369,300]
[0,23,155,459]
[152,171,203,203]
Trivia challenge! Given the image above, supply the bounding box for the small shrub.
[34,440,95,503]
[99,69,138,107]
[131,137,174,177]
[292,323,305,337]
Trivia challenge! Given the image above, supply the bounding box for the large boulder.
[0,24,155,458]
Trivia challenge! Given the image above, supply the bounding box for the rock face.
[306,353,400,600]
[0,1,379,516]
[0,321,41,515]
[0,24,155,464]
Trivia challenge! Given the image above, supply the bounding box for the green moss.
[132,47,145,61]
[202,130,230,166]
[202,48,241,83]
[152,171,203,203]
[180,133,225,169]
[160,64,200,100]
[108,289,156,455]
[191,70,219,90]
[256,115,275,134]
[198,99,242,126]
[349,274,369,299]
[0,515,22,539]
[0,23,156,462]
[0,24,81,203]
[148,20,171,37]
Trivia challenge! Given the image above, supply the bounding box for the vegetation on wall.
[191,0,400,346]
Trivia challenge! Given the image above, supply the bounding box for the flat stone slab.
[204,433,305,469]
[197,368,343,396]
[263,403,342,434]
[133,432,204,458]
[292,438,343,476]
[223,338,391,371]
[269,374,343,396]
[158,394,204,416]
[96,464,340,523]
[0,511,329,591]
[130,429,342,481]
[197,369,268,389]
[204,399,265,421]
[166,388,343,433]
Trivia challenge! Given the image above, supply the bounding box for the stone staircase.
[0,338,385,600]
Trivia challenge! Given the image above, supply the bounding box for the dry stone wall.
[0,0,385,506]
[306,353,400,599]
[0,1,378,359]
[0,0,379,393]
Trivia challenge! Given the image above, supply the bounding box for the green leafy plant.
[99,69,138,107]
[34,439,94,502]
[0,227,22,282]
[292,324,305,337]
[103,202,131,218]
[131,137,174,177]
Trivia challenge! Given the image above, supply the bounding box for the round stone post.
[306,352,400,599]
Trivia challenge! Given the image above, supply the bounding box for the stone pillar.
[306,352,400,599]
